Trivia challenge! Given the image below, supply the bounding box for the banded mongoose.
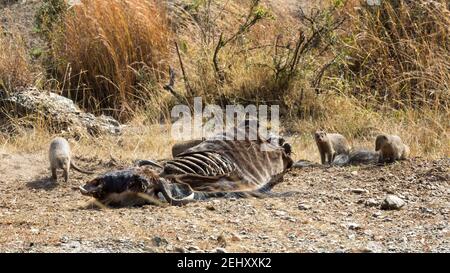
[314,131,351,164]
[49,137,94,182]
[375,134,410,163]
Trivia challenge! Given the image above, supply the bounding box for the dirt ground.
[0,148,448,253]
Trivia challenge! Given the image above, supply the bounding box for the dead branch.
[175,41,193,97]
[163,66,187,104]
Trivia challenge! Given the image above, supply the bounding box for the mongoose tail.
[70,162,95,175]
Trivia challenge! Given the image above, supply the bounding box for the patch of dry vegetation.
[169,0,343,118]
[0,0,448,160]
[341,0,450,110]
[0,24,34,92]
[45,0,171,120]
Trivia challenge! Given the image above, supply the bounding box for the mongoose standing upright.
[314,131,351,164]
[49,137,93,182]
[375,134,410,163]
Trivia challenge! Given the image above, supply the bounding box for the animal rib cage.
[163,151,236,176]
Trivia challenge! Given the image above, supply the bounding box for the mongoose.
[171,139,204,157]
[375,134,410,163]
[49,137,94,182]
[314,131,350,164]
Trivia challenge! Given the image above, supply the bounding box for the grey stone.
[363,242,383,253]
[0,88,122,136]
[298,204,312,210]
[187,245,201,251]
[351,188,368,194]
[347,222,361,230]
[365,198,380,207]
[380,195,405,210]
[152,236,169,247]
[213,247,227,253]
[274,210,287,217]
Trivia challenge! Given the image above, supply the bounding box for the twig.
[213,33,225,83]
[312,55,339,95]
[163,66,187,104]
[175,41,192,97]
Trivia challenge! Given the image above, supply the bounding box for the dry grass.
[47,0,171,121]
[0,24,34,92]
[341,0,450,110]
[169,0,342,118]
[0,0,448,160]
[0,117,174,162]
[2,102,447,166]
[290,95,450,160]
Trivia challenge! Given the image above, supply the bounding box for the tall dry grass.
[48,0,171,120]
[2,0,448,160]
[290,94,450,160]
[0,27,33,92]
[341,0,450,111]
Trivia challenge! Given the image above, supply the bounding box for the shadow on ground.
[26,177,58,191]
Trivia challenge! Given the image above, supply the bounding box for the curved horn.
[79,184,102,196]
[79,186,89,195]
[134,159,164,169]
[156,178,195,206]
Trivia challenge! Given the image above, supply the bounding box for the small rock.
[351,188,368,194]
[351,171,358,176]
[298,204,312,210]
[165,246,174,252]
[231,234,242,242]
[380,195,405,210]
[213,247,227,253]
[274,210,287,217]
[287,217,297,222]
[152,236,169,247]
[174,247,187,253]
[30,228,39,235]
[187,246,201,251]
[347,223,361,230]
[372,211,383,218]
[420,207,434,214]
[362,242,383,253]
[205,205,216,211]
[217,235,227,247]
[60,236,69,243]
[64,241,81,250]
[365,198,380,207]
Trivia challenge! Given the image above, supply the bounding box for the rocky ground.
[0,150,448,253]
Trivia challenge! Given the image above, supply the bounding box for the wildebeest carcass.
[79,126,293,206]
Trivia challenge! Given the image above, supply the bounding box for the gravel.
[0,152,448,252]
